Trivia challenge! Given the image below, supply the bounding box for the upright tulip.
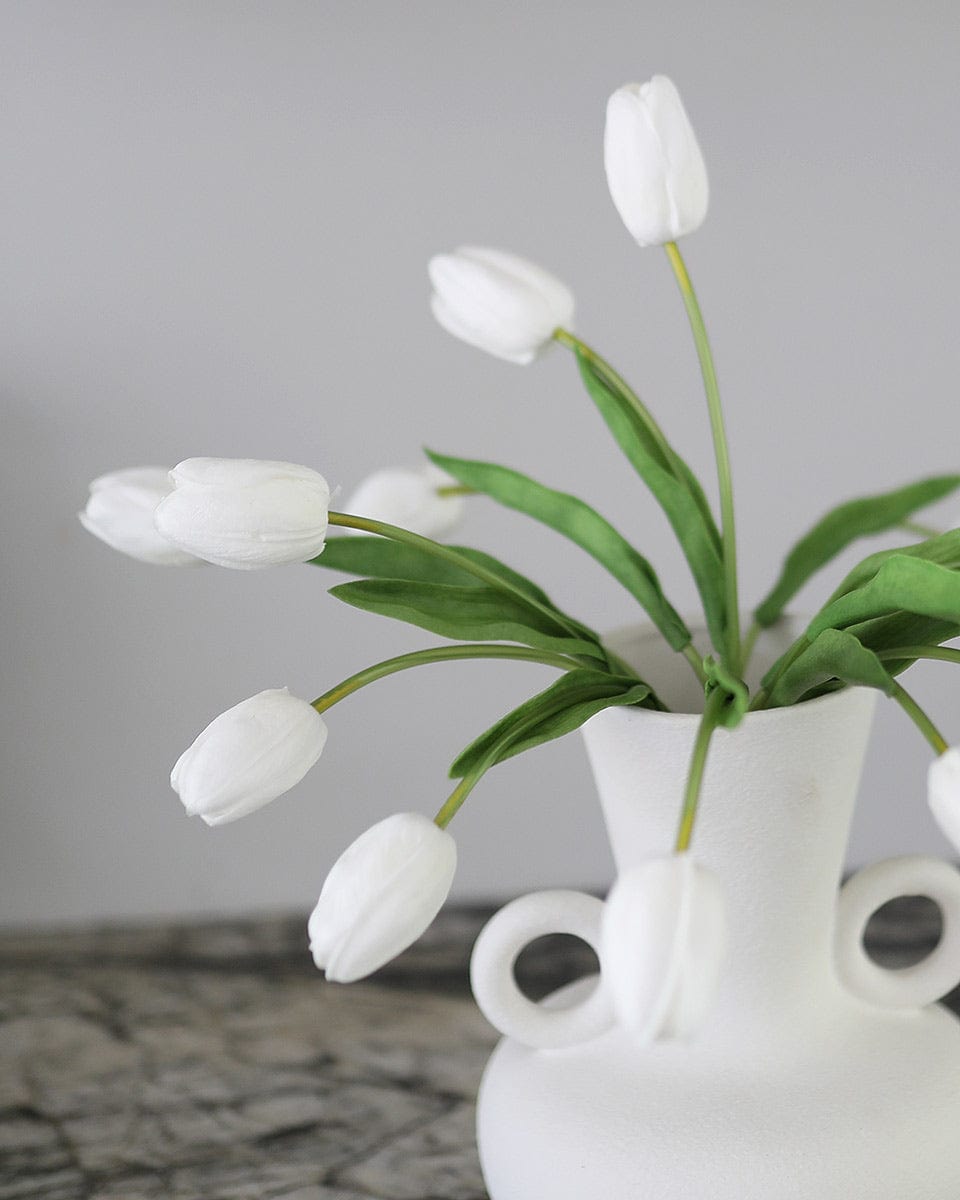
[600,853,725,1043]
[344,464,465,540]
[171,688,328,825]
[154,458,330,569]
[309,812,457,982]
[79,467,201,566]
[428,246,574,365]
[929,748,960,853]
[604,75,709,247]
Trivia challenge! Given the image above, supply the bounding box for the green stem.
[890,681,948,755]
[435,484,476,498]
[899,519,941,540]
[311,644,581,715]
[675,687,726,852]
[553,328,687,478]
[740,619,762,674]
[878,646,960,667]
[683,643,709,685]
[663,241,741,675]
[434,680,594,829]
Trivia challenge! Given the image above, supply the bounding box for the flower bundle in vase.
[81,75,960,1197]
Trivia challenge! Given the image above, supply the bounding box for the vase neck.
[581,687,878,1023]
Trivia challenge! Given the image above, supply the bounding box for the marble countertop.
[1,899,953,1200]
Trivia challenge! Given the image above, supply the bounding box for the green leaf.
[329,578,608,661]
[755,475,960,628]
[312,537,604,651]
[806,555,960,641]
[827,528,960,603]
[767,628,897,708]
[574,354,726,652]
[313,537,477,586]
[427,450,691,652]
[449,669,653,779]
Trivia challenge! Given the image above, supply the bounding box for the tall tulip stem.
[663,241,741,675]
[675,686,726,852]
[311,644,581,715]
[890,682,948,756]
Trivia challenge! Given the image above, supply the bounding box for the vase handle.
[834,855,960,1009]
[470,889,615,1049]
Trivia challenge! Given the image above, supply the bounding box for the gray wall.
[3,0,959,925]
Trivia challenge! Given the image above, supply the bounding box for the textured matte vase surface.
[472,622,960,1199]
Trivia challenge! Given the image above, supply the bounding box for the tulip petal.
[601,854,725,1043]
[604,75,708,247]
[309,812,457,983]
[79,466,202,566]
[155,457,331,569]
[171,688,327,824]
[929,748,960,854]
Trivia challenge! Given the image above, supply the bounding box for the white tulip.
[344,464,465,540]
[309,812,457,983]
[428,246,574,365]
[79,467,201,566]
[929,748,960,852]
[171,688,327,826]
[604,75,709,247]
[600,853,725,1043]
[154,458,330,569]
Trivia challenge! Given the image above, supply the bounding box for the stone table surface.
[0,899,954,1200]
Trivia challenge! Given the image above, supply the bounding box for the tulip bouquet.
[82,76,960,1019]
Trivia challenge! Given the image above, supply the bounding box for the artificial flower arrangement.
[81,75,960,1038]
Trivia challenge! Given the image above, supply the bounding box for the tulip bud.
[929,748,960,852]
[171,688,327,825]
[154,458,330,569]
[600,853,725,1043]
[604,75,709,247]
[309,812,457,983]
[428,246,574,365]
[344,464,465,540]
[79,467,202,566]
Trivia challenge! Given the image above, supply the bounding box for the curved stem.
[899,518,941,540]
[675,687,726,852]
[683,643,709,685]
[311,644,581,715]
[740,619,762,674]
[663,241,741,674]
[878,645,960,667]
[554,328,684,476]
[890,681,948,755]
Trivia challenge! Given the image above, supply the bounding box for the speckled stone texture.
[0,900,954,1199]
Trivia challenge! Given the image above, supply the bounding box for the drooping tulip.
[309,812,457,982]
[604,75,709,247]
[171,688,328,825]
[600,853,725,1043]
[929,748,960,852]
[344,464,465,540]
[428,246,574,365]
[154,457,330,569]
[79,467,201,566]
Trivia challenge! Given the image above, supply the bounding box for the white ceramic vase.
[470,622,960,1199]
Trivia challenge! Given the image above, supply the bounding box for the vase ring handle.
[834,855,960,1009]
[469,889,615,1049]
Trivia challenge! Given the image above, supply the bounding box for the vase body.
[473,624,960,1199]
